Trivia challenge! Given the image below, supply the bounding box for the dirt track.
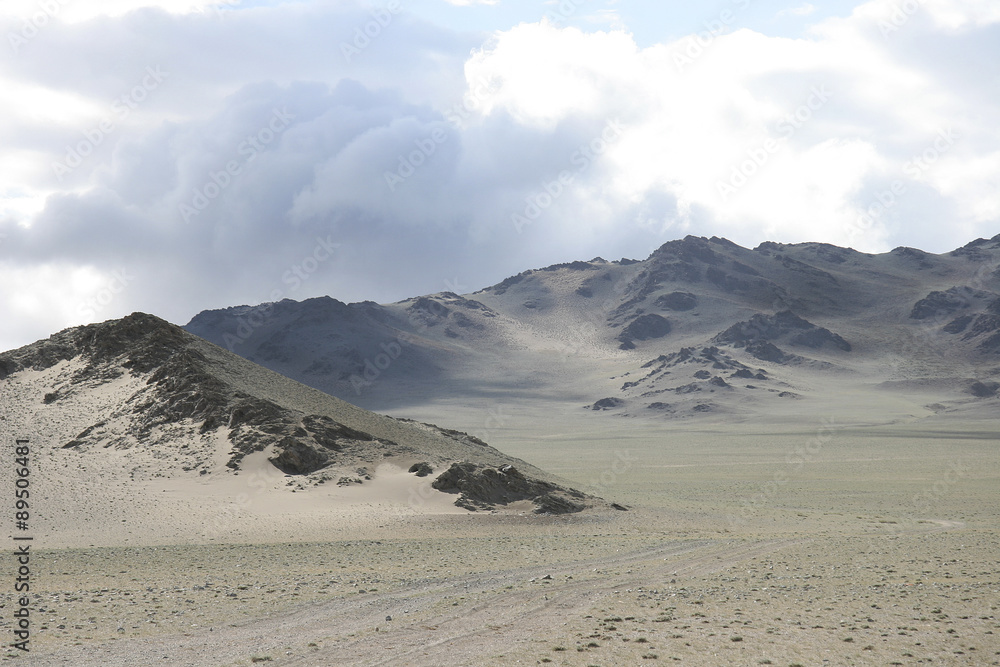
[21,538,803,667]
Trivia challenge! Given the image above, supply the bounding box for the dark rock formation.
[408,462,434,477]
[617,313,671,348]
[589,397,625,410]
[970,380,1000,397]
[910,287,987,320]
[715,310,850,353]
[430,462,588,514]
[654,291,697,311]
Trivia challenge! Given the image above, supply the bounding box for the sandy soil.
[2,383,997,666]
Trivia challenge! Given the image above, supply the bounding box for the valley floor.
[5,410,999,667]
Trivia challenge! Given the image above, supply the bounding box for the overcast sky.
[0,0,998,351]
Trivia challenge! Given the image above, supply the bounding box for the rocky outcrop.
[714,311,851,353]
[910,287,993,320]
[654,291,697,311]
[617,313,672,348]
[431,462,590,514]
[970,381,1000,398]
[588,397,625,411]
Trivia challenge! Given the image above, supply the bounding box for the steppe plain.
[6,386,998,667]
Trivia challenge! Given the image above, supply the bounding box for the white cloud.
[777,4,818,18]
[0,1,997,350]
[459,12,998,250]
[0,0,239,23]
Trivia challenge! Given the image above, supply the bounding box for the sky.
[0,0,998,352]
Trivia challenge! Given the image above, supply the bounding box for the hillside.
[0,314,608,547]
[185,235,1000,422]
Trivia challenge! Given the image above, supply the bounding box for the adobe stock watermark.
[886,259,998,377]
[543,0,587,27]
[514,450,636,557]
[473,404,511,448]
[203,460,287,540]
[882,459,970,536]
[404,403,515,514]
[7,0,70,55]
[846,127,958,242]
[348,277,466,394]
[208,0,240,18]
[513,118,625,233]
[78,268,135,321]
[340,1,402,63]
[726,417,841,528]
[553,274,631,361]
[588,450,636,494]
[385,78,500,192]
[219,235,341,350]
[444,76,501,127]
[717,84,832,202]
[52,66,168,181]
[179,107,294,223]
[878,0,925,38]
[347,300,441,394]
[384,124,449,192]
[673,0,752,73]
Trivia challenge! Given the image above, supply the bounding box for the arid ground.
[6,391,998,667]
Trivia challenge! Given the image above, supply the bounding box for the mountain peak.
[0,312,185,380]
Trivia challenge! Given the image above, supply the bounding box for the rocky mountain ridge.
[184,234,1000,419]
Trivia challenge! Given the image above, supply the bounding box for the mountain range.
[2,233,999,538]
[185,234,1000,421]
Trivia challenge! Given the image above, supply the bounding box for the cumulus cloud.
[464,10,998,250]
[0,0,997,351]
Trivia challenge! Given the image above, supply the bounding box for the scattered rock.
[654,291,697,311]
[715,310,851,353]
[620,314,672,342]
[430,462,588,514]
[745,340,787,363]
[910,287,991,320]
[589,397,625,411]
[408,462,434,477]
[969,381,1000,398]
[269,437,331,475]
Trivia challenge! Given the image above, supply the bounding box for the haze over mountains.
[185,234,1000,423]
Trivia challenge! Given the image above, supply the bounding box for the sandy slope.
[2,394,997,666]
